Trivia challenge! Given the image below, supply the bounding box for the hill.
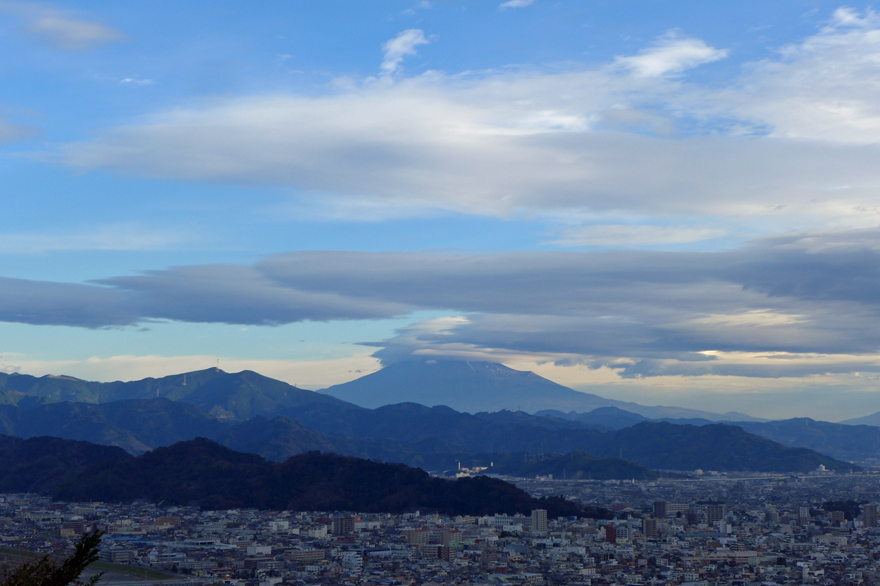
[537,407,649,430]
[590,422,857,473]
[49,438,606,517]
[840,411,880,426]
[734,418,880,462]
[0,435,132,494]
[0,397,855,473]
[321,359,763,420]
[0,369,357,421]
[546,409,880,463]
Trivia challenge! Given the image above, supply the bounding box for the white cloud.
[381,29,429,75]
[0,2,125,50]
[121,77,154,86]
[614,32,728,77]
[27,15,124,50]
[59,10,880,228]
[499,0,534,10]
[723,8,880,143]
[548,224,726,247]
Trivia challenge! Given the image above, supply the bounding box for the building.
[403,528,428,545]
[332,516,355,535]
[605,523,617,544]
[653,501,666,518]
[864,504,878,527]
[642,517,657,539]
[286,549,325,562]
[441,529,462,546]
[707,504,726,525]
[531,509,548,533]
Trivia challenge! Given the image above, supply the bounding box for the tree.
[1,532,104,586]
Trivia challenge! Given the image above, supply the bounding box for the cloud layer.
[2,229,880,379]
[60,10,880,232]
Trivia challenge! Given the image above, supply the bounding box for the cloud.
[614,32,728,77]
[120,77,154,86]
[60,11,880,228]
[0,2,125,50]
[499,0,534,10]
[0,225,186,254]
[547,224,726,247]
[381,29,429,75]
[4,228,880,378]
[0,118,36,142]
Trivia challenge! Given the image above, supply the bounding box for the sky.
[3,0,880,421]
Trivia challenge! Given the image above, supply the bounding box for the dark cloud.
[3,228,880,377]
[0,277,132,328]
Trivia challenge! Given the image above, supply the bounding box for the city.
[5,470,880,585]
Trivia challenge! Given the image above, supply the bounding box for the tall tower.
[531,509,548,533]
[642,517,658,539]
[864,504,878,527]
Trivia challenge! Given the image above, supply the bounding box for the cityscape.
[5,471,880,585]
[6,1,880,585]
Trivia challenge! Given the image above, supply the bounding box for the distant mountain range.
[0,395,856,473]
[0,368,353,421]
[0,364,867,474]
[539,406,880,462]
[0,435,603,517]
[840,411,880,426]
[321,360,764,421]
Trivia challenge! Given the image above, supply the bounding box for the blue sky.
[3,0,880,420]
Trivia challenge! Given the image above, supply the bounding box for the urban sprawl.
[4,470,880,585]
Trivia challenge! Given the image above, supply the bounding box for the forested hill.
[0,435,607,518]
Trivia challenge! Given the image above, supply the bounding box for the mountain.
[734,418,880,462]
[840,411,880,426]
[589,422,857,473]
[321,359,764,421]
[0,395,854,473]
[0,435,132,494]
[49,438,605,517]
[0,398,228,454]
[540,409,880,463]
[537,407,650,430]
[0,369,356,421]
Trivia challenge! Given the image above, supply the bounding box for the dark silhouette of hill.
[0,435,132,494]
[51,438,605,517]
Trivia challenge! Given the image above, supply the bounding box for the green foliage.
[1,532,103,586]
